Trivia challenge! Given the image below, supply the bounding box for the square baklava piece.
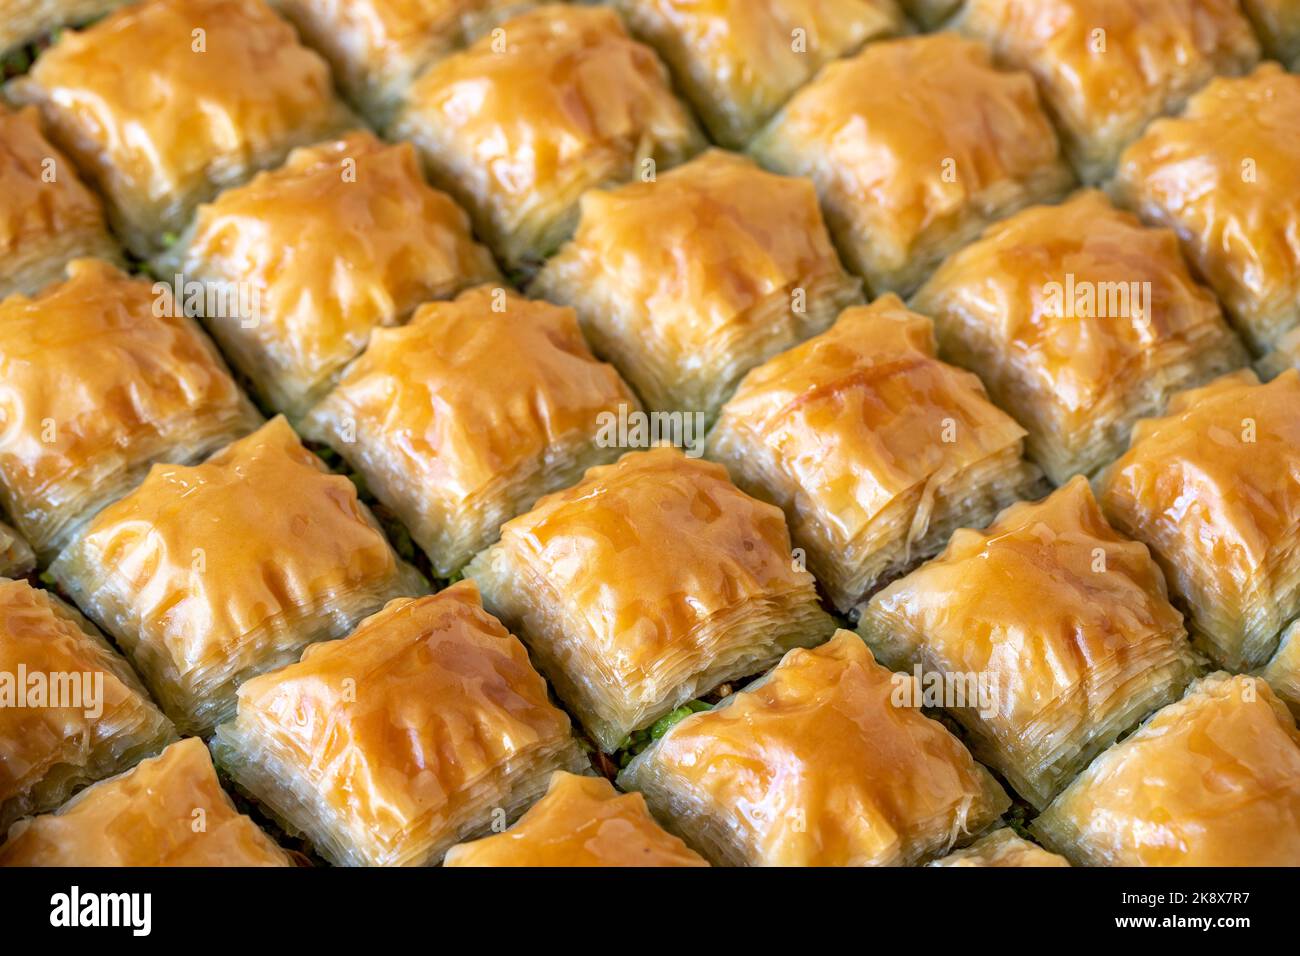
[707,296,1039,615]
[467,447,837,752]
[612,0,905,148]
[956,0,1259,183]
[861,478,1197,808]
[7,0,355,256]
[49,416,426,736]
[0,738,291,866]
[532,150,864,419]
[274,0,535,123]
[1033,674,1300,866]
[0,105,119,299]
[301,286,638,578]
[619,631,1010,866]
[927,829,1069,868]
[156,130,500,420]
[1114,63,1300,353]
[1243,0,1300,68]
[0,259,260,558]
[444,772,709,867]
[911,190,1248,484]
[750,32,1074,297]
[391,4,704,272]
[1098,369,1300,670]
[0,578,175,834]
[212,582,588,867]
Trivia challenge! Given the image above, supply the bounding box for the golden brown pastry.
[391,4,705,272]
[466,447,837,752]
[1243,0,1300,68]
[443,771,709,867]
[750,33,1074,297]
[273,0,537,122]
[155,131,500,420]
[1113,63,1300,353]
[0,105,119,299]
[861,478,1196,808]
[6,0,356,257]
[48,416,427,736]
[301,286,638,578]
[0,259,261,559]
[211,582,588,867]
[0,523,34,579]
[1033,673,1300,866]
[0,578,175,834]
[911,190,1249,484]
[956,0,1259,184]
[707,296,1039,615]
[612,0,905,149]
[927,828,1070,867]
[532,149,864,418]
[619,631,1011,866]
[1263,620,1300,717]
[0,737,292,866]
[1098,369,1300,670]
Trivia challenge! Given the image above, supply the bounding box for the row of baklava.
[0,0,1298,865]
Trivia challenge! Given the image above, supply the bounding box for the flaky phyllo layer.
[468,448,836,751]
[51,417,425,736]
[212,583,585,867]
[620,631,1010,866]
[709,296,1039,614]
[1099,369,1300,671]
[861,478,1196,809]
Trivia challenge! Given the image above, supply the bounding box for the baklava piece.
[911,190,1248,484]
[1243,0,1300,68]
[1114,63,1300,353]
[750,33,1073,297]
[0,738,291,866]
[707,296,1039,615]
[927,829,1070,868]
[0,105,119,299]
[532,150,864,418]
[0,524,34,579]
[211,582,588,867]
[443,771,709,867]
[861,478,1197,808]
[1033,673,1300,866]
[612,0,905,148]
[0,259,260,559]
[6,0,355,256]
[956,0,1259,184]
[274,0,537,122]
[301,286,637,579]
[156,131,500,420]
[466,447,837,752]
[49,417,426,736]
[1263,620,1300,717]
[391,4,704,272]
[0,578,175,834]
[619,631,1010,866]
[0,1,130,54]
[1098,369,1300,670]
